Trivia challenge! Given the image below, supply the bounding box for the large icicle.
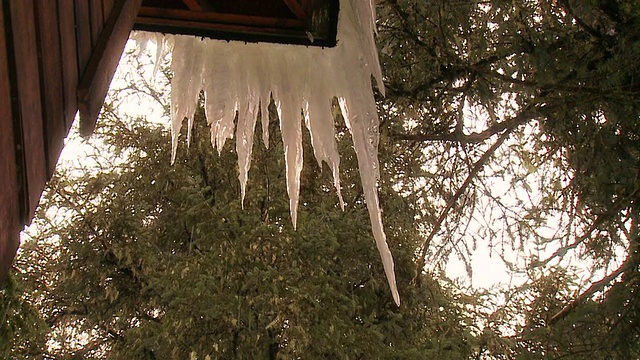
[133,0,399,305]
[168,36,204,163]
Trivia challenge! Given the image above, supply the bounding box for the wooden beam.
[137,7,305,29]
[89,0,105,46]
[78,0,143,137]
[302,0,314,16]
[282,0,307,22]
[34,0,67,176]
[136,16,307,38]
[58,0,79,129]
[182,0,203,12]
[7,0,47,224]
[74,0,92,75]
[103,0,115,16]
[0,0,21,285]
[135,2,341,47]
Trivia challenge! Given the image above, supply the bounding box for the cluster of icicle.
[132,0,399,305]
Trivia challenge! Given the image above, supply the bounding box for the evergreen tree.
[6,101,476,358]
[377,0,640,358]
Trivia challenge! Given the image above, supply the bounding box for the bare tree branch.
[392,107,536,144]
[414,120,520,286]
[537,187,640,267]
[548,259,633,326]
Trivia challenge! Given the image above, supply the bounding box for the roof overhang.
[135,0,339,47]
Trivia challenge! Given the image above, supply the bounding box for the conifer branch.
[548,260,633,326]
[414,121,518,286]
[392,108,536,144]
[537,187,640,267]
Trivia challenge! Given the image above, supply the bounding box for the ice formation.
[132,0,399,305]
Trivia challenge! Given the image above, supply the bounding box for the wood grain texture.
[0,0,21,285]
[282,0,308,22]
[78,0,143,136]
[135,0,338,47]
[103,0,115,18]
[8,0,47,224]
[34,0,67,176]
[137,6,305,28]
[89,0,104,46]
[75,0,92,76]
[182,0,203,11]
[58,0,79,129]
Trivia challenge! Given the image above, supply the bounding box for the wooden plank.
[132,5,340,46]
[34,0,67,176]
[78,0,143,136]
[75,0,92,76]
[0,0,21,285]
[136,16,307,38]
[302,0,314,17]
[137,7,305,28]
[89,0,104,46]
[182,0,203,12]
[103,0,115,18]
[8,0,47,224]
[59,0,79,129]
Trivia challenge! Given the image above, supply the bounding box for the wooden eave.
[135,0,339,47]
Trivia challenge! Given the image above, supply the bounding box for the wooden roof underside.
[136,0,339,46]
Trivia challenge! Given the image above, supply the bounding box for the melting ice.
[132,0,399,305]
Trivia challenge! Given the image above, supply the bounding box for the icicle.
[129,31,167,79]
[132,0,400,305]
[339,96,398,306]
[169,37,205,163]
[236,100,258,207]
[272,48,306,228]
[303,84,345,210]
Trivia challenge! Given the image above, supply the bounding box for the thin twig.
[414,124,516,286]
[392,107,536,144]
[537,187,640,267]
[548,259,633,326]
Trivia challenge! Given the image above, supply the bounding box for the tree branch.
[557,0,607,40]
[70,337,110,359]
[382,0,429,48]
[414,122,518,286]
[548,259,633,326]
[392,106,537,144]
[537,187,640,267]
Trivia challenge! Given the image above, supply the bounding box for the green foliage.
[0,274,47,358]
[9,102,477,358]
[377,0,640,358]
